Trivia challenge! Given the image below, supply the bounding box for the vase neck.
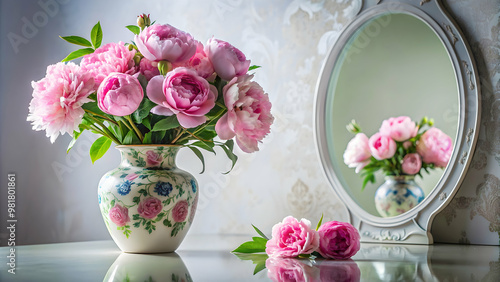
[117,146,179,169]
[385,175,415,182]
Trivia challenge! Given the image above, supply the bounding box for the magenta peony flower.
[317,259,361,282]
[401,153,422,175]
[265,258,314,282]
[215,74,273,153]
[205,37,250,81]
[139,57,160,81]
[28,62,95,143]
[265,216,319,258]
[379,116,418,142]
[97,73,143,116]
[172,200,189,222]
[137,197,163,219]
[146,67,217,128]
[416,127,453,167]
[80,42,137,88]
[317,221,360,260]
[369,133,397,160]
[173,41,214,79]
[135,24,197,63]
[109,204,130,227]
[343,133,371,173]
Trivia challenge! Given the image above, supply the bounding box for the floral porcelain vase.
[374,176,425,218]
[98,145,198,253]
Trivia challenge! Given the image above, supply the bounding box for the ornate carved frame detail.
[314,0,480,244]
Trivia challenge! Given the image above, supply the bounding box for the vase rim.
[115,144,182,148]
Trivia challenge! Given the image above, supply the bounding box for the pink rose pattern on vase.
[98,146,197,239]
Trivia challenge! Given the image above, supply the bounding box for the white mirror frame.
[314,0,480,244]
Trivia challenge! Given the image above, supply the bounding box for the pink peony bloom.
[416,127,453,168]
[97,73,143,116]
[265,216,319,258]
[173,41,214,79]
[109,204,130,227]
[172,200,189,222]
[317,259,361,282]
[137,197,163,219]
[401,153,422,175]
[343,133,371,173]
[139,57,160,81]
[369,133,397,160]
[135,23,197,63]
[215,75,273,153]
[317,221,360,260]
[146,67,217,128]
[205,37,250,81]
[80,42,137,88]
[379,116,418,142]
[146,150,162,166]
[265,258,314,282]
[28,62,94,143]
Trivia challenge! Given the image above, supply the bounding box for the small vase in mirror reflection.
[374,176,425,217]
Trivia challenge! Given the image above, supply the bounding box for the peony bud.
[346,119,362,133]
[157,60,172,76]
[137,14,151,29]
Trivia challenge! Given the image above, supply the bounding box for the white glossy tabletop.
[0,235,498,281]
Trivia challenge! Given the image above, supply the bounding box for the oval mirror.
[315,0,480,244]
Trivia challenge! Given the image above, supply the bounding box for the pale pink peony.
[137,197,163,219]
[317,221,360,260]
[146,67,217,128]
[109,204,130,227]
[265,258,313,282]
[401,153,422,175]
[135,24,197,63]
[80,42,137,88]
[205,37,250,81]
[417,127,453,168]
[97,73,143,116]
[379,116,418,142]
[173,41,214,79]
[343,133,371,173]
[369,133,397,160]
[28,62,95,143]
[146,150,162,166]
[265,216,319,258]
[139,57,160,81]
[172,200,189,222]
[215,74,273,153]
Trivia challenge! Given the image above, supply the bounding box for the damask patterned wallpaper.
[0,0,498,246]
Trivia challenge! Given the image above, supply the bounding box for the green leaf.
[143,132,152,144]
[219,140,238,174]
[191,141,215,154]
[252,224,269,240]
[61,48,94,62]
[362,173,375,191]
[142,117,152,131]
[232,237,268,253]
[233,253,269,275]
[187,146,205,174]
[163,218,172,227]
[151,116,180,132]
[152,130,167,144]
[67,129,84,153]
[316,214,324,231]
[194,128,217,141]
[90,21,103,48]
[123,130,140,145]
[248,65,261,71]
[125,25,141,35]
[59,36,92,47]
[132,98,156,124]
[253,261,266,275]
[89,136,112,164]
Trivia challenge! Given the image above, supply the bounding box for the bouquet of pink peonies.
[343,116,453,189]
[27,14,273,170]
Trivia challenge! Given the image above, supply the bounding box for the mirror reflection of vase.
[265,257,361,282]
[374,176,425,217]
[103,252,191,282]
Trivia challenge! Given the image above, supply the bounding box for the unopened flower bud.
[137,14,151,29]
[346,119,362,134]
[158,60,172,76]
[133,54,142,65]
[428,118,434,126]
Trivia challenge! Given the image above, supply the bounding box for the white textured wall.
[0,0,498,246]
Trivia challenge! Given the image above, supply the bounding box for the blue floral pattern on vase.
[374,176,425,217]
[97,146,199,253]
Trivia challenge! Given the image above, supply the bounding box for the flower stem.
[125,115,144,142]
[87,115,122,144]
[176,108,227,144]
[83,109,118,125]
[89,124,121,145]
